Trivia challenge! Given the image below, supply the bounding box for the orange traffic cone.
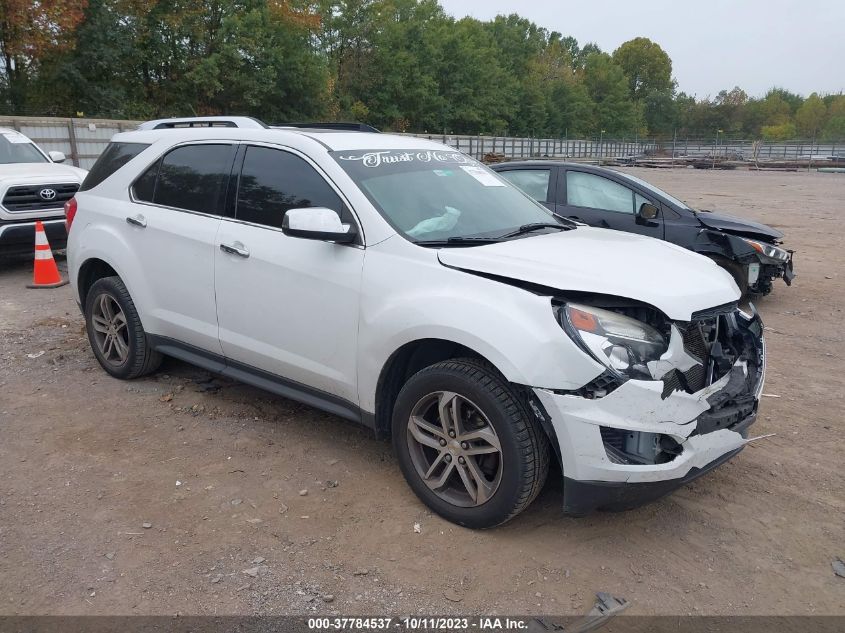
[27,221,68,289]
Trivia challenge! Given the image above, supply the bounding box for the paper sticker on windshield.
[337,150,471,168]
[460,165,506,187]
[2,131,30,144]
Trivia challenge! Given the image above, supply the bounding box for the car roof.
[110,127,447,152]
[0,127,30,137]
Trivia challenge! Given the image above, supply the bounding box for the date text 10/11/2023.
[307,617,529,630]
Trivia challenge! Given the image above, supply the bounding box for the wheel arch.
[371,338,562,467]
[373,338,481,439]
[77,257,119,306]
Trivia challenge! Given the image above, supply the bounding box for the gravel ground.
[0,168,843,616]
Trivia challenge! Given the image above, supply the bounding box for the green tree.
[433,17,517,134]
[611,37,673,100]
[528,35,591,136]
[761,121,797,141]
[714,86,748,134]
[822,95,845,140]
[337,0,447,131]
[642,88,675,135]
[582,52,635,135]
[795,92,826,137]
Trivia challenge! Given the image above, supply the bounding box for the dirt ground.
[0,168,843,617]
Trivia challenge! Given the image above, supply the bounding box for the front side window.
[144,144,233,213]
[0,131,48,164]
[566,171,635,214]
[498,169,551,202]
[236,146,343,229]
[81,142,150,191]
[332,149,554,242]
[621,172,691,210]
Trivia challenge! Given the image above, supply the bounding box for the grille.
[681,322,710,391]
[2,183,79,212]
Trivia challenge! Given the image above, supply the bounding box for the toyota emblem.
[39,188,57,201]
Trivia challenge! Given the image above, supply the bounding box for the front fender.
[357,244,606,413]
[692,228,759,263]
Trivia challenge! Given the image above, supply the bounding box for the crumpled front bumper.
[751,251,795,292]
[534,312,765,515]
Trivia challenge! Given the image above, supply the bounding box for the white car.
[0,128,87,256]
[65,122,765,528]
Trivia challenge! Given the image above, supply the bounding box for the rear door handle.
[126,215,146,228]
[220,242,250,258]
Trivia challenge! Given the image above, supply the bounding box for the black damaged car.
[491,161,795,296]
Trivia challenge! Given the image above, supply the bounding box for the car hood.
[437,227,739,321]
[0,162,87,183]
[694,209,783,241]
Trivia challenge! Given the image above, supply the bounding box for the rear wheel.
[84,276,161,379]
[392,358,549,528]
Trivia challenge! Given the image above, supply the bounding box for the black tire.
[708,255,748,298]
[84,276,162,379]
[391,358,550,529]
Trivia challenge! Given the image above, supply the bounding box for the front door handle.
[220,242,250,258]
[126,215,146,228]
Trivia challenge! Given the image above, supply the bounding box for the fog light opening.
[600,427,683,465]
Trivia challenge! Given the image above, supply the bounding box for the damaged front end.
[536,298,765,514]
[696,228,795,295]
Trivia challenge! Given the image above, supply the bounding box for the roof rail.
[276,122,381,133]
[137,116,268,130]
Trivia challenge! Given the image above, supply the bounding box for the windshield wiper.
[415,236,502,247]
[499,222,572,239]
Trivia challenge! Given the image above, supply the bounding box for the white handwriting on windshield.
[338,150,471,168]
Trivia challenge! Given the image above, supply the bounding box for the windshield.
[618,172,691,210]
[0,131,48,164]
[332,149,557,243]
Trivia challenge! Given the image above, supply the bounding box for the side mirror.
[282,207,357,243]
[638,202,659,220]
[48,151,66,163]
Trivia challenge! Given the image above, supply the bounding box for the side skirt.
[147,335,373,430]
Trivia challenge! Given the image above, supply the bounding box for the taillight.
[64,197,77,232]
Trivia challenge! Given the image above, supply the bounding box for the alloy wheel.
[406,391,503,507]
[90,293,130,366]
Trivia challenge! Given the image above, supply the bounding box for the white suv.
[66,122,766,528]
[0,128,87,256]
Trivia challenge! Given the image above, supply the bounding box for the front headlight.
[742,238,789,262]
[557,303,668,380]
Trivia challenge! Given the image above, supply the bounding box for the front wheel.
[84,276,162,379]
[707,255,749,298]
[392,358,549,528]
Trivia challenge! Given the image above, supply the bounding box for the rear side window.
[236,146,343,229]
[133,144,233,214]
[132,160,159,202]
[498,169,551,202]
[79,142,150,191]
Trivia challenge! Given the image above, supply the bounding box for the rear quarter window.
[150,144,234,214]
[79,142,150,191]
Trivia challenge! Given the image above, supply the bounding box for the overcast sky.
[438,0,845,99]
